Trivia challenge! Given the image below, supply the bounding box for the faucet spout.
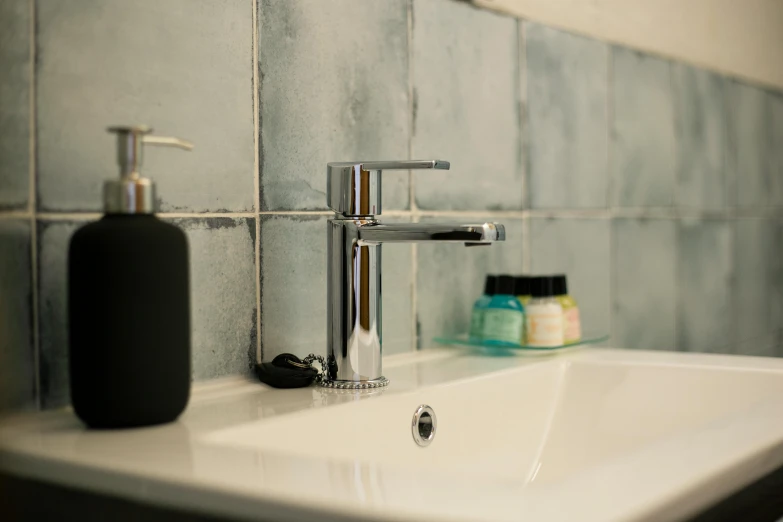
[357,222,505,244]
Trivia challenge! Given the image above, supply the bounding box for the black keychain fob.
[255,353,318,389]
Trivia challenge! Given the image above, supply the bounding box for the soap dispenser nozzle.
[104,125,193,214]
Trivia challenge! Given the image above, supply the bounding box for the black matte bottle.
[68,126,193,428]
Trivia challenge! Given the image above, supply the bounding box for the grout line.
[526,209,613,219]
[408,209,531,218]
[607,204,616,344]
[517,19,528,210]
[6,206,780,221]
[0,211,33,219]
[406,0,418,352]
[611,208,675,219]
[34,212,107,221]
[518,20,532,273]
[605,42,615,346]
[411,215,419,350]
[252,0,262,364]
[258,210,333,216]
[162,212,257,219]
[729,219,738,354]
[33,211,259,220]
[379,210,415,217]
[605,41,614,211]
[722,76,734,209]
[522,214,531,272]
[407,0,417,215]
[27,7,36,219]
[669,61,681,208]
[411,242,418,350]
[674,208,682,352]
[28,0,40,410]
[724,85,738,354]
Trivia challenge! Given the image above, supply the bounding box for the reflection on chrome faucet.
[326,160,506,388]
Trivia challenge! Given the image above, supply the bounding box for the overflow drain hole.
[412,405,437,447]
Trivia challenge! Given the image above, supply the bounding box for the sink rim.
[2,347,783,522]
[202,351,783,484]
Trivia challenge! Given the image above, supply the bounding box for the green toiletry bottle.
[482,275,525,347]
[469,275,496,342]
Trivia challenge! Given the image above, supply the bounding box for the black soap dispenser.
[68,125,193,429]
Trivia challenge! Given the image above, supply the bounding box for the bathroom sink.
[4,348,783,522]
[205,355,783,485]
[200,349,783,521]
[204,354,783,485]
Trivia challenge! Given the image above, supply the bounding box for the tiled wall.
[1,0,781,412]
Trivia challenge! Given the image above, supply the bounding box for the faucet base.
[318,376,390,390]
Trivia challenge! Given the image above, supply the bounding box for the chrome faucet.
[325,160,505,389]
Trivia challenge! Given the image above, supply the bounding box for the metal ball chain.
[301,354,329,384]
[319,376,390,389]
[302,354,390,389]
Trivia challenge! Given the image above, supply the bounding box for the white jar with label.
[525,276,564,347]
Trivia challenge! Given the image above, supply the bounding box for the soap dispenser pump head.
[104,125,193,214]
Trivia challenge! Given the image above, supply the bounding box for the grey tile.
[259,216,325,361]
[529,218,611,338]
[611,48,676,207]
[0,0,30,210]
[38,217,257,408]
[412,1,521,211]
[260,215,414,362]
[672,64,727,209]
[770,92,783,206]
[36,0,254,212]
[37,220,81,408]
[378,218,415,356]
[0,220,35,411]
[416,218,524,348]
[725,81,769,207]
[677,219,734,353]
[612,219,677,350]
[734,219,775,356]
[771,219,783,345]
[259,0,409,211]
[526,22,608,209]
[738,333,783,359]
[166,218,257,380]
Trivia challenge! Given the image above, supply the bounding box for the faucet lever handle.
[351,160,450,171]
[327,159,449,216]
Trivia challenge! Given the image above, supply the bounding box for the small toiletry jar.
[470,275,497,341]
[481,275,525,346]
[525,276,564,347]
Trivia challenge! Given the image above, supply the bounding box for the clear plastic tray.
[433,334,609,352]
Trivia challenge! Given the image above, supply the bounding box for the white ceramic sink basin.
[198,349,783,521]
[4,348,783,522]
[205,357,783,487]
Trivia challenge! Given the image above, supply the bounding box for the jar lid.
[495,275,515,295]
[530,276,556,298]
[514,275,531,296]
[552,274,568,296]
[484,275,497,296]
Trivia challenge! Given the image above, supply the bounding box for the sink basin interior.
[204,359,783,485]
